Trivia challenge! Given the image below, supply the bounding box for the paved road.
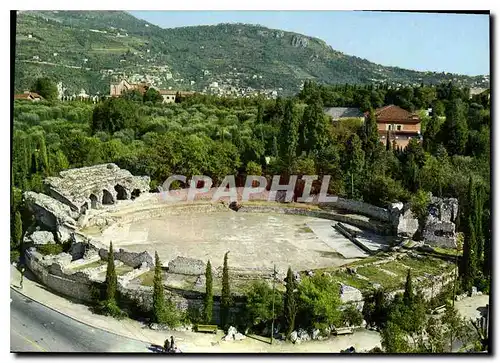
[10,288,153,353]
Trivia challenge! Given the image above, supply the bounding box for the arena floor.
[93,211,391,271]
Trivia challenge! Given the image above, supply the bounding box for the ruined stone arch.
[89,194,98,209]
[102,189,115,205]
[131,189,141,200]
[114,184,127,200]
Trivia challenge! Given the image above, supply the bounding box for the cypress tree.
[13,211,23,248]
[221,251,231,329]
[203,260,213,324]
[386,130,391,151]
[364,109,380,161]
[440,98,468,155]
[152,251,166,323]
[279,99,300,171]
[104,241,117,302]
[482,209,491,277]
[403,269,414,306]
[284,267,298,339]
[474,186,484,270]
[38,134,49,176]
[461,217,478,293]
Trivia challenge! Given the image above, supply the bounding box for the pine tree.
[221,251,231,329]
[203,260,213,324]
[152,251,166,323]
[403,269,414,306]
[284,267,298,339]
[104,241,117,302]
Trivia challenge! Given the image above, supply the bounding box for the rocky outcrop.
[291,35,309,48]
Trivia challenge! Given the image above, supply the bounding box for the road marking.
[12,330,47,352]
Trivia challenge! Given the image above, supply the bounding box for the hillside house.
[14,91,43,102]
[368,105,422,149]
[324,107,364,122]
[110,79,148,97]
[158,89,177,104]
[110,79,194,104]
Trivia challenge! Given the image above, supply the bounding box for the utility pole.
[270,264,276,345]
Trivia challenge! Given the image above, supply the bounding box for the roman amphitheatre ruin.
[22,164,460,320]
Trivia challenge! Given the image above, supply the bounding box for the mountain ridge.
[14,11,489,96]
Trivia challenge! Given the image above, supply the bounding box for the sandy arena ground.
[95,211,376,271]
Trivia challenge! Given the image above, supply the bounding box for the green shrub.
[10,250,21,264]
[96,299,128,319]
[37,243,64,256]
[341,303,364,327]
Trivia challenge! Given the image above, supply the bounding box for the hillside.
[14,11,490,96]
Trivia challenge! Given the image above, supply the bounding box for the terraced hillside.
[14,11,489,96]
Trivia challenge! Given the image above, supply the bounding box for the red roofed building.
[110,79,195,104]
[366,105,422,149]
[14,91,43,102]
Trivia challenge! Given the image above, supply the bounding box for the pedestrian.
[163,338,170,353]
[170,336,175,351]
[20,267,25,289]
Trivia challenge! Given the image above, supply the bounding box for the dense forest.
[11,78,491,337]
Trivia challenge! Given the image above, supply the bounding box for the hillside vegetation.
[14,11,489,96]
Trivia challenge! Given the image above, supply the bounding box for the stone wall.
[238,205,392,235]
[421,197,459,248]
[25,249,93,302]
[321,197,391,222]
[24,191,79,239]
[99,248,154,269]
[45,163,151,213]
[168,256,206,275]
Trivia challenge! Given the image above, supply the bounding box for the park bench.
[195,324,218,334]
[432,305,447,315]
[333,327,354,335]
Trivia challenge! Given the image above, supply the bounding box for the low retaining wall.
[238,205,392,235]
[99,248,154,269]
[25,249,93,302]
[321,198,391,222]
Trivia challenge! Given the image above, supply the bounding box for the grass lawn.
[432,247,462,257]
[397,256,448,276]
[71,259,106,271]
[116,265,134,276]
[140,271,155,286]
[356,265,402,290]
[382,260,413,277]
[330,271,372,291]
[299,226,314,233]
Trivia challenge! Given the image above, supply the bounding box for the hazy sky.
[129,11,490,76]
